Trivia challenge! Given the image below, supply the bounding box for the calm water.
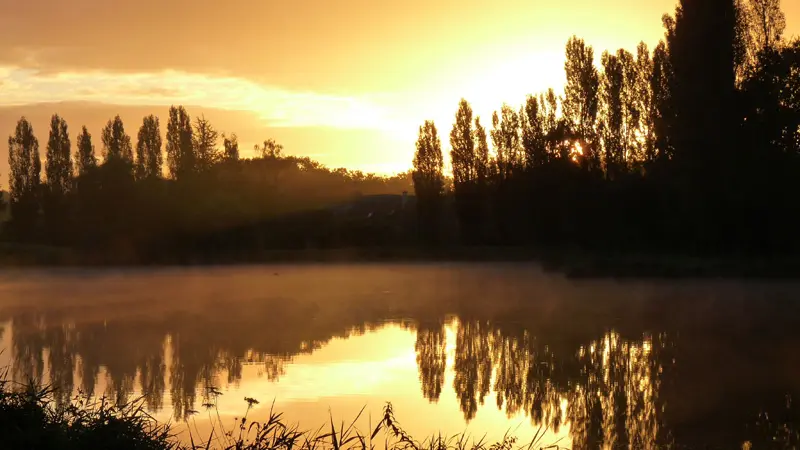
[0,264,799,449]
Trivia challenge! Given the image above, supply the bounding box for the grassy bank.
[0,377,563,450]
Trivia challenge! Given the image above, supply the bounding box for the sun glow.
[396,49,568,155]
[571,142,584,162]
[455,50,567,118]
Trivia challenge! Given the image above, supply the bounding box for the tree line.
[4,0,797,261]
[4,107,413,262]
[412,0,799,256]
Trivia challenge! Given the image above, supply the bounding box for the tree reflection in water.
[1,267,799,449]
[415,321,447,402]
[412,320,670,449]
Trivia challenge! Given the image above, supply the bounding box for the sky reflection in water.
[0,264,798,449]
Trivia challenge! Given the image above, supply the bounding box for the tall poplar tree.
[75,126,97,177]
[413,120,444,242]
[44,114,73,242]
[8,117,41,239]
[563,36,601,170]
[135,115,163,180]
[101,115,134,168]
[166,106,195,180]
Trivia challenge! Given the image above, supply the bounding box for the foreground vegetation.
[0,375,173,450]
[0,376,564,450]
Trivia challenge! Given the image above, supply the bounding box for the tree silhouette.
[7,117,41,241]
[669,0,739,171]
[74,126,97,177]
[489,105,524,242]
[600,50,626,178]
[44,114,73,244]
[222,133,240,162]
[166,106,194,180]
[412,120,444,243]
[0,0,796,261]
[563,36,601,171]
[541,89,566,159]
[743,0,786,54]
[450,99,480,243]
[520,95,547,169]
[617,49,641,166]
[668,0,740,251]
[635,42,657,164]
[490,105,521,179]
[474,117,490,185]
[742,39,800,158]
[45,114,72,196]
[192,115,219,172]
[597,48,642,177]
[72,126,100,249]
[651,40,675,162]
[450,99,476,189]
[96,116,137,251]
[256,139,284,159]
[135,115,163,180]
[101,116,133,166]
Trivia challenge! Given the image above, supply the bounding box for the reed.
[0,375,567,450]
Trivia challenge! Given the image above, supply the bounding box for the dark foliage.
[420,0,800,257]
[1,1,799,262]
[0,378,175,450]
[43,114,73,245]
[413,121,445,245]
[7,117,41,242]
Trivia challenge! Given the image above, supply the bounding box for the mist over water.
[0,264,798,449]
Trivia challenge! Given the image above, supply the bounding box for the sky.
[0,0,798,175]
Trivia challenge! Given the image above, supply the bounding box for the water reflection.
[452,321,492,421]
[0,265,799,449]
[415,321,447,402]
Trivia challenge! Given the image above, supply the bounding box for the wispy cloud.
[0,67,398,131]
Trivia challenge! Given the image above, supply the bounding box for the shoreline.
[1,243,799,278]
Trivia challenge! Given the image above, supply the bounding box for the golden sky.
[0,0,798,175]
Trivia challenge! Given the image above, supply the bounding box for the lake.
[0,264,798,449]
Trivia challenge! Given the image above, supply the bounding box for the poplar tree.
[563,36,601,170]
[8,117,41,239]
[45,114,73,196]
[44,114,73,242]
[413,120,444,242]
[450,99,476,188]
[166,106,195,180]
[135,115,163,180]
[101,115,134,168]
[75,126,97,176]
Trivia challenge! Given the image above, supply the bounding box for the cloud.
[0,0,714,95]
[0,67,398,131]
[0,0,468,94]
[2,0,797,99]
